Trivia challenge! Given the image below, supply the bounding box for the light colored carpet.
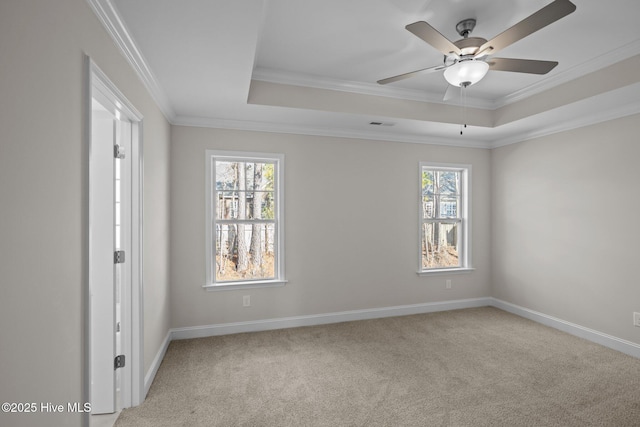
[115,307,640,426]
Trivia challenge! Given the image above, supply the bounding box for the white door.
[90,95,132,414]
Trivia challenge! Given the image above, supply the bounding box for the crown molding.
[252,68,495,110]
[172,115,493,149]
[491,90,640,148]
[495,39,640,109]
[173,79,640,150]
[254,39,640,112]
[86,0,176,121]
[159,94,640,152]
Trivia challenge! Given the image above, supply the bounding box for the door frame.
[83,56,144,422]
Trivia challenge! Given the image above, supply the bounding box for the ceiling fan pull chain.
[464,84,468,131]
[460,85,464,135]
[460,84,463,134]
[460,83,468,135]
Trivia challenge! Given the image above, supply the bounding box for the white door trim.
[84,56,144,423]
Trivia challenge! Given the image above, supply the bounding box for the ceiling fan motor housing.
[444,37,488,67]
[454,37,487,55]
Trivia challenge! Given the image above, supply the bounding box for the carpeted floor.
[115,307,640,426]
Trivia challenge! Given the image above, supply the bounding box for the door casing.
[84,56,144,423]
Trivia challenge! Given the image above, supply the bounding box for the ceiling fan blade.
[377,64,446,85]
[406,21,462,56]
[488,58,558,74]
[443,84,459,101]
[478,0,576,55]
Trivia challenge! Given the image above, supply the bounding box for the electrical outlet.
[243,295,251,307]
[446,279,452,289]
[633,312,640,327]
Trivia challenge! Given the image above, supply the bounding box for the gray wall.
[491,114,640,345]
[0,1,171,426]
[170,126,491,328]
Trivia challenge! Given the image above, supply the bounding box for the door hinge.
[114,250,125,264]
[114,144,125,159]
[114,354,125,370]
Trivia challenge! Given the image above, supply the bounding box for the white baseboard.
[171,297,493,340]
[143,297,639,398]
[490,298,640,359]
[144,330,171,398]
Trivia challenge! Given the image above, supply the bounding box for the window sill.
[203,280,288,292]
[417,268,475,277]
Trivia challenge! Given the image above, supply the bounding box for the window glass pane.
[215,222,276,282]
[262,163,275,191]
[249,191,275,220]
[422,169,435,219]
[115,202,121,226]
[215,161,238,191]
[226,162,274,190]
[437,171,460,195]
[115,225,121,250]
[421,222,460,269]
[422,170,434,196]
[243,162,253,190]
[242,162,275,191]
[216,191,276,220]
[216,191,238,219]
[438,195,459,218]
[422,196,434,219]
[215,161,277,219]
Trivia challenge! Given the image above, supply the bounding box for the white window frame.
[418,162,473,275]
[204,150,286,290]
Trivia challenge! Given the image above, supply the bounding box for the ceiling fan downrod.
[455,19,476,38]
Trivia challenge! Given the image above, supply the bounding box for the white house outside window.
[419,162,471,273]
[205,150,285,289]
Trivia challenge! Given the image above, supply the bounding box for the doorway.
[86,58,144,421]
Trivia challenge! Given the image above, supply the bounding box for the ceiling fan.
[377,0,576,94]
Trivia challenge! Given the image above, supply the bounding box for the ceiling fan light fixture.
[443,59,489,87]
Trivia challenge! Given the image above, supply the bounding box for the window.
[205,151,285,288]
[419,163,471,273]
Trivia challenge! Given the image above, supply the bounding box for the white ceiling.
[96,0,640,148]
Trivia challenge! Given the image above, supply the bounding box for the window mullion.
[216,219,276,225]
